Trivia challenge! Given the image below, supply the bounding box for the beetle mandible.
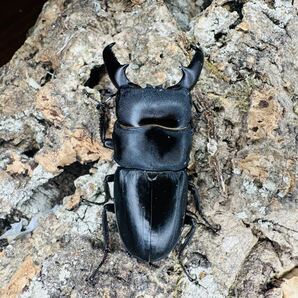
[86,43,220,283]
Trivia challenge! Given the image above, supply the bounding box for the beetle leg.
[88,203,114,286]
[188,182,221,234]
[103,174,114,201]
[148,262,159,269]
[177,213,199,283]
[98,102,113,149]
[82,174,114,206]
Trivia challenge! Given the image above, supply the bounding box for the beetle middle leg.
[82,174,114,206]
[88,202,114,285]
[188,182,221,233]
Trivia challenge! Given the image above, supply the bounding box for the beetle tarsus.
[87,248,109,286]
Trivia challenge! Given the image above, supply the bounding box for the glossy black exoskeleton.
[86,43,220,284]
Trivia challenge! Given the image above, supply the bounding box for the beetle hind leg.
[188,182,221,234]
[84,174,115,285]
[88,203,114,286]
[177,213,201,284]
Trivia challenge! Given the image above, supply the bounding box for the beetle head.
[103,43,204,90]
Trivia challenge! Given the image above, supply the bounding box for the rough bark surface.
[0,0,297,297]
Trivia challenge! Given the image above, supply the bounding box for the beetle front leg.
[188,182,221,233]
[88,203,114,286]
[98,103,113,149]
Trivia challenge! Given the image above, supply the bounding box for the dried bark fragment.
[0,256,40,298]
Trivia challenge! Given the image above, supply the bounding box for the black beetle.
[85,43,220,283]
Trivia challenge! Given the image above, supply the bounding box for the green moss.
[203,59,261,113]
[224,77,261,113]
[205,77,260,113]
[235,77,259,112]
[204,60,229,82]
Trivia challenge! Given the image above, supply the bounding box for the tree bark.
[0,0,297,297]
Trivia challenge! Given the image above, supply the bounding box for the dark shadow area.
[47,161,97,206]
[0,0,47,66]
[84,65,106,88]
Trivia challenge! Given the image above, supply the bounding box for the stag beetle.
[85,43,220,283]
